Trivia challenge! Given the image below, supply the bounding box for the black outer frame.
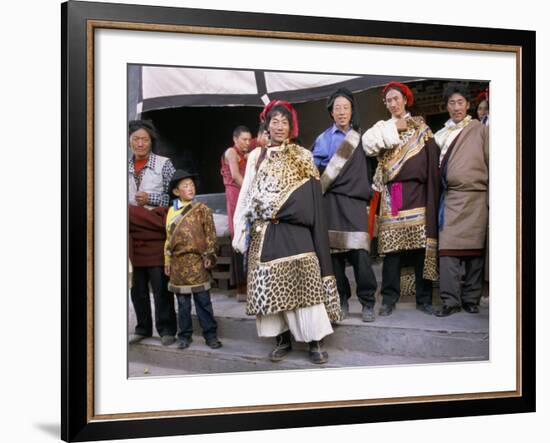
[61,0,536,441]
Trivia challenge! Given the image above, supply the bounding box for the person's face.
[257,130,269,148]
[477,99,489,120]
[447,92,470,124]
[233,132,252,152]
[173,178,196,202]
[268,112,291,145]
[331,96,352,131]
[130,128,152,160]
[384,89,407,119]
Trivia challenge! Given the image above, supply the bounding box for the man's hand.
[135,191,149,206]
[164,263,170,276]
[395,118,408,132]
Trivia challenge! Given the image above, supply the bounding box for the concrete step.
[199,293,489,360]
[129,292,489,376]
[129,334,451,376]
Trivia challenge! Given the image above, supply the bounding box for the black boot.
[269,330,292,362]
[308,340,328,364]
[341,298,350,319]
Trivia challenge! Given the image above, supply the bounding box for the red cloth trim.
[368,191,380,240]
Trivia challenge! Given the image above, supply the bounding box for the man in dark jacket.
[312,88,378,321]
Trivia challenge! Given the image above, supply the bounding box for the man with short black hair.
[220,125,252,301]
[221,125,252,236]
[434,83,489,317]
[312,88,378,322]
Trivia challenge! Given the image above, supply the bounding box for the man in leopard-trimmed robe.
[312,88,378,322]
[362,81,440,317]
[434,83,489,317]
[233,101,341,365]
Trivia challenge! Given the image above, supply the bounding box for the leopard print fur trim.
[245,143,319,225]
[245,220,333,317]
[423,237,439,281]
[400,267,416,298]
[378,223,426,254]
[245,253,328,317]
[322,275,342,323]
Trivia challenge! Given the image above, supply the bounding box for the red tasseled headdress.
[382,81,414,107]
[259,100,299,139]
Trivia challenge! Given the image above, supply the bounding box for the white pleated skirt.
[255,303,333,343]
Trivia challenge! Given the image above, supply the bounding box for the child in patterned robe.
[165,170,222,349]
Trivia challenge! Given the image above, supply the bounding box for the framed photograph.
[62,0,535,441]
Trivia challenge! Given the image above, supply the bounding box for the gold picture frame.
[62,1,535,441]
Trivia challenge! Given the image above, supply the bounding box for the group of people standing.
[128,80,489,366]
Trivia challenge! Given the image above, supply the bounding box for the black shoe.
[435,305,461,317]
[378,304,394,316]
[416,304,435,315]
[361,305,375,322]
[463,304,480,314]
[308,340,328,364]
[206,337,223,349]
[177,337,192,349]
[161,335,176,346]
[269,331,292,362]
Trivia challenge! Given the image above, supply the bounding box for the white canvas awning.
[135,65,421,114]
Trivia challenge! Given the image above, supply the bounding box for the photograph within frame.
[126,62,491,378]
[62,1,535,441]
